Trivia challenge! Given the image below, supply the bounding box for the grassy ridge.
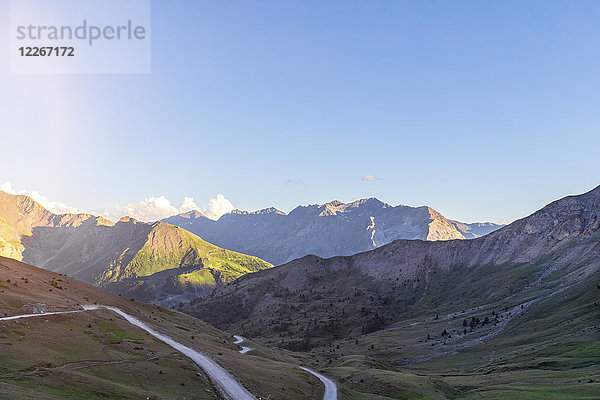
[129,227,271,280]
[121,224,273,293]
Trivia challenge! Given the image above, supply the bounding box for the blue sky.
[0,0,599,223]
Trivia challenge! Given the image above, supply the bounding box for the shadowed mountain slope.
[186,185,599,341]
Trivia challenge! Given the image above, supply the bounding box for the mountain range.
[0,190,503,306]
[163,198,504,265]
[183,186,600,398]
[0,186,598,398]
[0,190,272,305]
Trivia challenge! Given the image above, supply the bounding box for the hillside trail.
[233,334,253,354]
[232,335,338,400]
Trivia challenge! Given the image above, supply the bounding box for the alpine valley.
[184,186,600,399]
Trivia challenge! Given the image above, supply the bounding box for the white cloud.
[114,196,205,222]
[180,196,200,212]
[0,182,16,194]
[118,196,184,222]
[204,194,235,220]
[111,193,234,222]
[361,175,379,182]
[1,181,83,215]
[284,179,306,185]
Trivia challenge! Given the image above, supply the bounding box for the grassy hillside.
[323,259,600,399]
[0,256,328,399]
[97,222,273,304]
[124,223,271,281]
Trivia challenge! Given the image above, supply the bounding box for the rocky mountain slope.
[0,191,272,304]
[182,186,600,398]
[0,190,113,260]
[164,198,504,265]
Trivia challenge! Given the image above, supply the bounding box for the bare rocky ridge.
[164,198,504,265]
[0,190,272,305]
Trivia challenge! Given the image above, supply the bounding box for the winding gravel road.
[2,306,255,400]
[233,335,338,400]
[2,306,338,400]
[0,309,84,320]
[299,367,338,400]
[233,335,253,354]
[87,306,255,400]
